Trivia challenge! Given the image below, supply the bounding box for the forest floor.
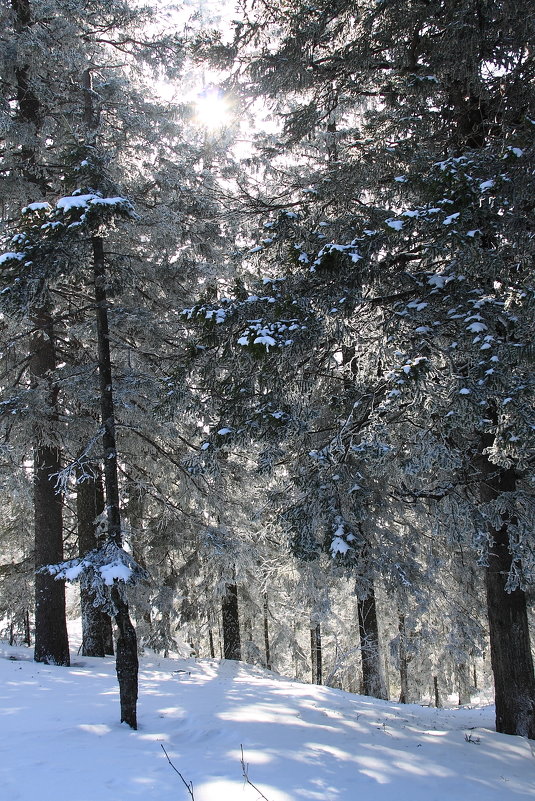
[1,634,534,800]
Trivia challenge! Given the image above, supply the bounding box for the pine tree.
[198,0,535,732]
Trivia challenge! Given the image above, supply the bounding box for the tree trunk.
[222,582,241,660]
[310,623,322,685]
[398,614,411,704]
[456,662,471,706]
[433,675,441,708]
[263,593,271,671]
[31,310,69,667]
[478,447,535,738]
[358,591,388,699]
[77,471,113,657]
[14,0,69,668]
[24,609,31,646]
[93,233,138,728]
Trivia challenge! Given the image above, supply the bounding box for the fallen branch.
[241,744,272,801]
[160,744,195,800]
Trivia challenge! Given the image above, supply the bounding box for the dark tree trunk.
[310,623,322,685]
[24,609,31,646]
[222,582,241,660]
[263,593,271,671]
[31,310,69,667]
[77,471,113,657]
[358,591,388,699]
[433,675,441,708]
[398,614,411,704]
[14,0,69,668]
[478,448,535,738]
[93,233,138,728]
[111,585,138,728]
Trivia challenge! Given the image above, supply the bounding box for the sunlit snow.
[1,630,533,801]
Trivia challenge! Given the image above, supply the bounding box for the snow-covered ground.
[1,638,533,801]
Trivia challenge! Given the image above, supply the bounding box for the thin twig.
[240,745,272,801]
[160,744,195,800]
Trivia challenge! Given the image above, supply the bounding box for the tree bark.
[398,614,411,704]
[31,310,69,666]
[263,593,271,671]
[77,471,113,657]
[478,445,535,738]
[358,591,388,699]
[222,582,241,660]
[93,234,138,728]
[310,623,322,685]
[13,0,69,668]
[433,675,441,708]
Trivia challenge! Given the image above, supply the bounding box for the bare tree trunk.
[77,470,113,657]
[478,446,535,738]
[263,593,271,671]
[433,675,441,708]
[311,623,322,685]
[93,233,138,728]
[24,610,31,646]
[13,0,69,668]
[358,591,387,699]
[222,582,241,660]
[31,310,69,667]
[398,614,411,704]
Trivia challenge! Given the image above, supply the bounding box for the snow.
[56,194,129,212]
[99,561,133,585]
[1,636,533,801]
[386,219,404,230]
[427,274,450,289]
[253,334,277,349]
[467,322,488,333]
[21,202,52,214]
[57,193,102,211]
[0,252,24,265]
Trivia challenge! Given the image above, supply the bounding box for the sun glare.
[195,89,230,130]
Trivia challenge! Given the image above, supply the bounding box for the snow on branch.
[40,541,148,613]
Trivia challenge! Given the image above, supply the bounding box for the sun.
[195,88,230,130]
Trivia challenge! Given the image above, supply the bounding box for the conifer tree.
[196,0,535,734]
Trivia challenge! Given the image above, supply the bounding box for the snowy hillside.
[1,642,533,801]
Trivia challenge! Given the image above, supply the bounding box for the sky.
[1,624,534,801]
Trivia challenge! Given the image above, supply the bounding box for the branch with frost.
[53,428,104,492]
[40,541,148,614]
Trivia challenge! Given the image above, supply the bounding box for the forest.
[0,0,534,745]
